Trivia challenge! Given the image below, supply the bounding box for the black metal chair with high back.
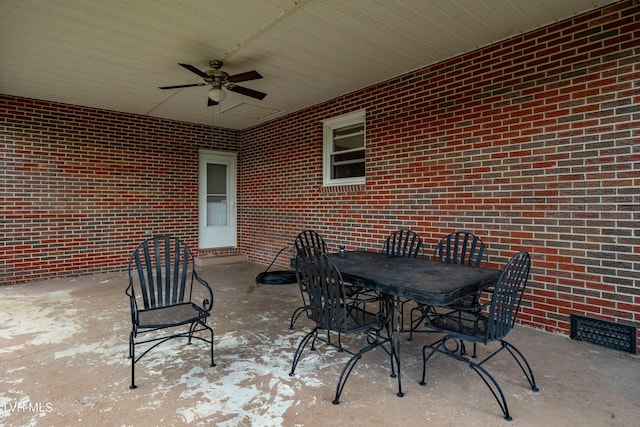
[408,231,488,340]
[290,230,376,328]
[289,230,327,329]
[126,235,215,389]
[382,229,424,330]
[294,229,327,257]
[382,228,424,257]
[435,231,487,266]
[419,251,538,421]
[289,250,400,404]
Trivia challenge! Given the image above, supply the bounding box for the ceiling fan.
[159,60,266,106]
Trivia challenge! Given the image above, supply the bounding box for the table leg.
[395,295,404,397]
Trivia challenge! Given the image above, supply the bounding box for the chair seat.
[312,304,383,335]
[429,310,488,342]
[137,302,209,329]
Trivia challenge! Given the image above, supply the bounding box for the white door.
[199,150,237,249]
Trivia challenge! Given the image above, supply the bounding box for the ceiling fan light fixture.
[208,86,226,102]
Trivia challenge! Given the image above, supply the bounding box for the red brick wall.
[1,96,239,284]
[239,1,640,345]
[1,1,638,349]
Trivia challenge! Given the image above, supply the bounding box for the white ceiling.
[0,0,615,130]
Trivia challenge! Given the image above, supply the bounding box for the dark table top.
[330,251,502,306]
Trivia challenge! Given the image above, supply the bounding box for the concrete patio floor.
[1,259,638,427]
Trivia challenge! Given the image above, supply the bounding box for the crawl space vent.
[570,314,636,354]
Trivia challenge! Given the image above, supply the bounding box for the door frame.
[198,150,237,249]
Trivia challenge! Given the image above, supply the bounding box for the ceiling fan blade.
[228,85,267,100]
[227,70,263,83]
[207,98,218,107]
[179,63,209,78]
[159,83,206,90]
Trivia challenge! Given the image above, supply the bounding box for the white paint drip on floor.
[130,331,344,426]
[0,289,78,346]
[0,284,367,426]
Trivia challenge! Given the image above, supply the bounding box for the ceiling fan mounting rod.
[209,59,224,69]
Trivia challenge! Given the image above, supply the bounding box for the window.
[206,163,227,226]
[323,110,366,186]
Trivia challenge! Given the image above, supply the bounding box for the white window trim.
[323,109,366,186]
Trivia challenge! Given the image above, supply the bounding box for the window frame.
[322,110,366,187]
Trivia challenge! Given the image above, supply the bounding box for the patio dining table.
[329,250,502,397]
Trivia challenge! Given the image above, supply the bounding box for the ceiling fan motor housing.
[205,69,229,84]
[159,60,266,104]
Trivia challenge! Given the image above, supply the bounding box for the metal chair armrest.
[126,280,141,324]
[193,271,214,311]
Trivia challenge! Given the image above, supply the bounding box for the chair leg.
[421,337,512,420]
[185,320,216,367]
[420,338,444,386]
[202,321,216,367]
[333,353,363,404]
[423,337,537,421]
[333,335,389,404]
[408,305,426,341]
[289,305,308,329]
[128,330,134,359]
[501,341,539,392]
[387,328,398,380]
[469,361,513,421]
[459,340,477,358]
[397,299,410,334]
[129,331,137,390]
[289,328,318,376]
[188,321,197,344]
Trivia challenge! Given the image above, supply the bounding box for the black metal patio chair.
[289,250,399,404]
[382,228,424,257]
[382,229,424,330]
[435,231,487,267]
[419,251,538,421]
[408,231,488,341]
[290,230,379,328]
[288,230,328,329]
[126,235,215,389]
